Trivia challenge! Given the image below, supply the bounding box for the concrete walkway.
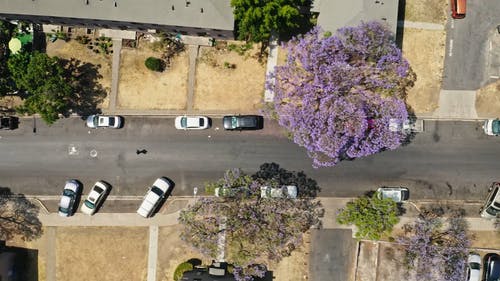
[147,225,159,281]
[46,227,56,281]
[433,90,478,119]
[397,20,445,30]
[264,34,279,102]
[108,38,123,111]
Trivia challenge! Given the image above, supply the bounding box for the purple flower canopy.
[269,22,415,167]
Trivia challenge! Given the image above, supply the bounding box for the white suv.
[480,182,500,219]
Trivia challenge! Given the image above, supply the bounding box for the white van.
[480,182,500,219]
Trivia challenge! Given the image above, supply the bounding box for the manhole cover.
[90,149,98,158]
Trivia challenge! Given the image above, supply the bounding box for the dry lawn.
[157,226,210,281]
[194,43,266,112]
[471,230,500,249]
[46,39,111,109]
[56,227,148,281]
[271,232,310,281]
[118,43,188,110]
[476,80,500,117]
[0,96,23,110]
[403,28,446,113]
[404,0,448,24]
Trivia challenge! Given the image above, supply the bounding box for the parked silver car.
[174,116,210,130]
[466,253,481,281]
[58,180,81,217]
[81,181,109,215]
[376,187,410,202]
[137,177,174,218]
[480,182,500,219]
[86,115,123,129]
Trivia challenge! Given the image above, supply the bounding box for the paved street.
[0,117,499,200]
[442,0,500,90]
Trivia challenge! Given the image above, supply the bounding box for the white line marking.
[491,75,499,79]
[451,20,454,29]
[448,39,454,57]
[490,41,493,51]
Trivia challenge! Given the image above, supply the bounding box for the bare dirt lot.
[46,39,112,109]
[270,232,310,281]
[194,43,266,112]
[403,28,446,113]
[404,0,448,24]
[118,43,189,110]
[476,80,500,117]
[56,227,148,281]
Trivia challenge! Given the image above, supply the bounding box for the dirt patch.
[157,226,210,281]
[404,0,448,24]
[56,227,148,281]
[118,43,188,110]
[476,80,500,117]
[377,242,416,281]
[276,46,288,66]
[471,230,500,249]
[194,43,266,112]
[0,96,23,111]
[403,28,446,113]
[271,232,309,281]
[46,39,111,109]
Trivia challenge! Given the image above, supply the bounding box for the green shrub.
[145,57,165,72]
[173,262,193,281]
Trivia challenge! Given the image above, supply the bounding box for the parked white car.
[81,181,109,215]
[376,187,410,202]
[260,185,297,199]
[137,177,174,218]
[466,253,481,281]
[86,114,123,129]
[480,182,500,219]
[174,116,210,130]
[58,180,81,217]
[483,119,500,136]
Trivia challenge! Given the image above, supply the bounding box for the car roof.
[59,196,72,208]
[152,178,171,193]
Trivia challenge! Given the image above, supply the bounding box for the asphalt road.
[442,0,500,90]
[0,116,499,200]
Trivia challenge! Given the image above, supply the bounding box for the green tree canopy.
[337,194,400,240]
[8,51,73,124]
[231,0,310,44]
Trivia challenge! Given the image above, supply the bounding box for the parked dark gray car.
[223,115,263,130]
[484,253,500,281]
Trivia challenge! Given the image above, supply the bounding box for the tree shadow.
[0,187,43,242]
[59,58,107,117]
[278,1,315,42]
[252,162,321,197]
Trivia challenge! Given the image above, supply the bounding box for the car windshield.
[84,200,95,209]
[231,117,238,128]
[180,117,187,128]
[486,206,500,216]
[62,189,74,197]
[470,262,480,270]
[92,116,98,125]
[58,206,68,213]
[93,186,104,194]
[151,186,164,196]
[493,120,500,135]
[108,117,115,126]
[199,118,204,126]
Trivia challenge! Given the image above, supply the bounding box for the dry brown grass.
[404,0,448,24]
[157,226,210,281]
[271,232,310,281]
[56,227,148,281]
[117,42,189,110]
[46,39,111,109]
[476,81,500,117]
[471,230,500,249]
[194,44,266,112]
[403,28,446,113]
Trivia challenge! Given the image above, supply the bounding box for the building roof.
[0,0,234,31]
[312,0,399,36]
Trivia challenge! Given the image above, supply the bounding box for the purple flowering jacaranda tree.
[269,21,416,167]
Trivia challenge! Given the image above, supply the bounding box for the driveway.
[442,0,500,90]
[309,229,357,281]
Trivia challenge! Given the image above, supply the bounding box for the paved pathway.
[264,34,279,102]
[433,90,478,119]
[109,38,123,111]
[186,45,199,112]
[397,20,445,30]
[147,225,159,281]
